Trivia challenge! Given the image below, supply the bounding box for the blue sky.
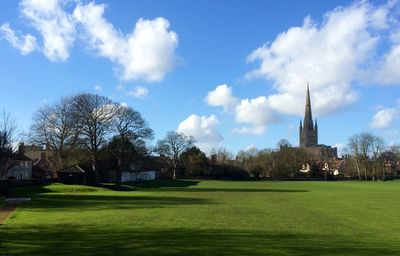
[1,0,400,155]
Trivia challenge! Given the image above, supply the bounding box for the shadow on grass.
[1,225,399,256]
[133,180,309,193]
[0,185,52,198]
[133,179,200,189]
[20,193,215,211]
[151,188,310,193]
[97,183,137,191]
[132,179,200,189]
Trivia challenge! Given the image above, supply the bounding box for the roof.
[58,165,85,174]
[12,153,32,161]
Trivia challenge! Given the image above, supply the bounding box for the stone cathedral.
[299,85,318,147]
[298,84,338,162]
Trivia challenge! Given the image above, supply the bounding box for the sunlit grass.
[1,180,400,255]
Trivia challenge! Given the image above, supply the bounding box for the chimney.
[18,142,25,155]
[41,151,47,160]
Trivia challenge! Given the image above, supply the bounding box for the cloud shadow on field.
[1,225,399,256]
[19,193,215,212]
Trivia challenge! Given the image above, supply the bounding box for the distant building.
[58,165,94,184]
[32,151,54,178]
[299,84,318,148]
[24,143,57,178]
[1,144,32,180]
[121,170,157,182]
[298,84,341,175]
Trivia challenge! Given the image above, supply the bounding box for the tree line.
[1,93,399,182]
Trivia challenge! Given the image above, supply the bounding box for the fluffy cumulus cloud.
[0,23,37,55]
[73,3,178,82]
[177,114,223,153]
[205,84,277,135]
[126,86,149,98]
[0,0,178,81]
[246,1,399,116]
[233,97,277,135]
[20,0,76,61]
[370,107,398,129]
[204,84,239,112]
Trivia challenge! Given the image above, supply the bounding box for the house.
[121,170,157,182]
[58,165,94,184]
[1,144,33,180]
[5,154,32,180]
[23,143,57,178]
[32,152,55,178]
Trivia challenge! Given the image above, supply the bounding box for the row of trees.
[175,143,313,179]
[170,136,400,180]
[28,93,154,184]
[345,132,399,180]
[1,92,400,182]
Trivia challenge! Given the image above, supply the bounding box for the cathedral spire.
[300,83,318,147]
[304,83,313,129]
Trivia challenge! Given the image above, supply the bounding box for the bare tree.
[72,93,118,183]
[112,105,154,185]
[276,139,291,149]
[371,135,385,179]
[114,105,154,143]
[29,96,78,167]
[257,149,274,178]
[348,132,383,180]
[348,135,362,180]
[209,148,234,164]
[0,110,18,178]
[156,131,195,179]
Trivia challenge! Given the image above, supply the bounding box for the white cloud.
[2,1,178,82]
[120,102,129,108]
[73,2,178,82]
[235,96,276,126]
[245,1,396,116]
[177,114,223,153]
[20,0,76,61]
[126,86,149,98]
[370,107,398,129]
[232,96,278,135]
[232,125,266,135]
[205,85,278,135]
[204,84,239,112]
[94,85,102,91]
[0,23,37,55]
[376,44,400,85]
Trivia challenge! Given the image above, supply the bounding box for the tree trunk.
[355,158,361,180]
[364,163,368,180]
[117,157,122,188]
[92,155,100,184]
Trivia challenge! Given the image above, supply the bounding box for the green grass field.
[1,180,400,255]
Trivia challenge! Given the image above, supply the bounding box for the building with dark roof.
[58,165,94,184]
[0,144,32,180]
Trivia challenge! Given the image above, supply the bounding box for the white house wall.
[5,161,32,180]
[121,171,156,182]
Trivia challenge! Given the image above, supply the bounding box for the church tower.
[299,84,318,147]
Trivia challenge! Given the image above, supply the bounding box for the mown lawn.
[1,180,400,255]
